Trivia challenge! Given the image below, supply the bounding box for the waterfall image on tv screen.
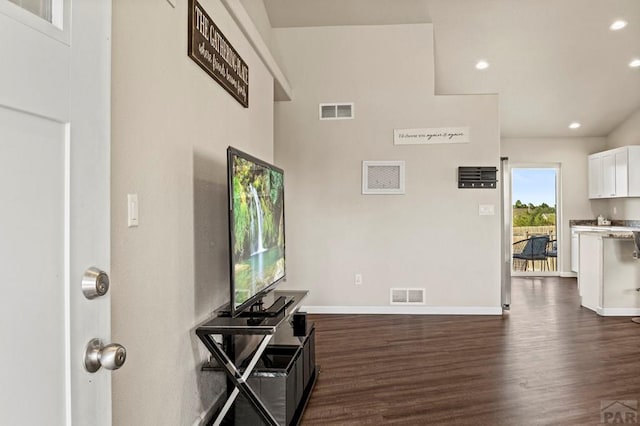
[229,149,285,311]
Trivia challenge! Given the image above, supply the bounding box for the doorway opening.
[511,166,560,274]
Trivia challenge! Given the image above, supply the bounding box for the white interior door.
[0,1,113,425]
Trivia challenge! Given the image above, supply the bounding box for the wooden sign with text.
[188,0,249,107]
[394,127,470,145]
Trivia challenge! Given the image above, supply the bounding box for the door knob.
[82,267,110,299]
[84,338,127,373]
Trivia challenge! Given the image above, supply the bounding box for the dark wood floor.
[301,277,640,425]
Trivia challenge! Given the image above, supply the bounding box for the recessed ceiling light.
[569,122,581,129]
[630,59,640,68]
[610,20,627,31]
[475,60,489,70]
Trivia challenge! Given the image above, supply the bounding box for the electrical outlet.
[355,274,363,285]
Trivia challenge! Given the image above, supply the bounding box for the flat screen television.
[227,146,286,317]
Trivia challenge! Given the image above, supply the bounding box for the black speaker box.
[292,312,307,336]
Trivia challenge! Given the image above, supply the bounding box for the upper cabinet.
[588,155,603,198]
[588,146,640,199]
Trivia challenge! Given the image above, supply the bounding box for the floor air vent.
[319,103,354,120]
[390,288,425,305]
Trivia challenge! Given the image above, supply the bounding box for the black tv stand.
[242,295,292,319]
[196,290,317,426]
[216,295,294,323]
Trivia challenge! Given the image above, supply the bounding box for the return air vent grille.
[390,288,425,305]
[362,161,405,194]
[319,103,354,120]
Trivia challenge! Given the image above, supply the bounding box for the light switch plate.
[479,204,495,216]
[128,194,139,227]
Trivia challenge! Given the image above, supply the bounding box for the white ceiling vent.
[390,288,425,305]
[362,161,405,194]
[319,103,354,120]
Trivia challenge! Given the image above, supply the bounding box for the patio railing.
[512,225,556,272]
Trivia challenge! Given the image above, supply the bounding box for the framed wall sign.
[188,0,249,107]
[394,127,470,145]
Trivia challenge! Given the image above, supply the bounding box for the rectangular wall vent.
[390,288,425,305]
[362,161,405,194]
[319,103,354,120]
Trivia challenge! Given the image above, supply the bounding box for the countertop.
[570,219,640,228]
[571,226,639,240]
[571,225,640,233]
[570,219,640,235]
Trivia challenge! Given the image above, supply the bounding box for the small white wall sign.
[394,127,470,145]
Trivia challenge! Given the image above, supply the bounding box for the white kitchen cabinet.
[588,146,640,199]
[571,229,579,273]
[614,149,628,196]
[578,233,640,316]
[588,156,602,198]
[601,153,616,197]
[578,233,601,310]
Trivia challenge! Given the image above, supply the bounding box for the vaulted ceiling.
[264,0,640,138]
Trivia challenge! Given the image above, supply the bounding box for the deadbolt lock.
[82,267,110,299]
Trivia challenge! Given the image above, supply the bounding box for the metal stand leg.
[197,332,279,426]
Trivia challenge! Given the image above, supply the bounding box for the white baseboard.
[597,307,640,316]
[511,272,577,278]
[511,272,557,277]
[301,305,502,315]
[192,399,218,426]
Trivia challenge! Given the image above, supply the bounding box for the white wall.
[239,0,275,53]
[606,108,640,220]
[608,108,640,149]
[501,137,607,273]
[111,1,275,424]
[274,24,501,312]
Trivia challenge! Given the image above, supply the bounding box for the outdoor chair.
[546,239,557,271]
[512,235,550,271]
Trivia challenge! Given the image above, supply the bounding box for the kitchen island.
[576,226,640,316]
